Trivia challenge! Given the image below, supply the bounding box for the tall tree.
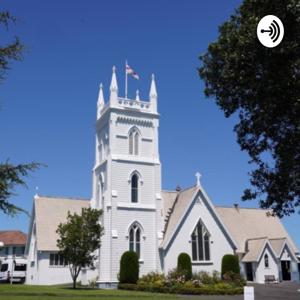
[56,208,103,289]
[199,0,300,217]
[0,11,40,216]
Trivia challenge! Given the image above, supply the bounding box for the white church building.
[26,67,300,287]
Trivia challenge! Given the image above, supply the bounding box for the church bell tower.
[91,66,163,288]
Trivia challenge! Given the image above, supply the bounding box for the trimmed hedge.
[221,254,240,277]
[177,253,192,280]
[118,283,243,295]
[119,251,139,284]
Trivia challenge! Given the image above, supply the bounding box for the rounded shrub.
[119,251,139,284]
[177,252,192,280]
[221,254,240,277]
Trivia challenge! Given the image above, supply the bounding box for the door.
[245,262,254,281]
[281,261,291,281]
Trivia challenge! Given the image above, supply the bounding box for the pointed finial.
[135,89,140,101]
[34,186,39,197]
[195,172,201,187]
[97,83,105,118]
[149,73,157,98]
[110,65,118,92]
[149,73,157,112]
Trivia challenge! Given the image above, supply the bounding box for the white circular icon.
[257,15,284,48]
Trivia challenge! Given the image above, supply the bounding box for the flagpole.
[125,60,128,99]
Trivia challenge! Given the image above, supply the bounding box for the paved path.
[249,282,300,300]
[179,282,300,300]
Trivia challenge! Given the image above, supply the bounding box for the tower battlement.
[97,67,157,119]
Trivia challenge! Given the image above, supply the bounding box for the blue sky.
[0,0,299,250]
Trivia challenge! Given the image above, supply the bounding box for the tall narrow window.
[134,132,139,155]
[99,143,103,162]
[191,220,211,261]
[129,132,134,155]
[129,223,141,258]
[131,174,138,203]
[264,254,269,268]
[128,128,139,155]
[204,233,210,261]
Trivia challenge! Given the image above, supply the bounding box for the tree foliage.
[0,11,23,83]
[177,252,192,280]
[199,0,300,217]
[0,10,40,216]
[119,251,139,284]
[0,162,40,216]
[221,254,240,277]
[56,208,103,289]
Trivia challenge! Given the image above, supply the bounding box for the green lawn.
[0,284,224,300]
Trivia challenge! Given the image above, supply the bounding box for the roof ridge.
[216,205,271,211]
[269,237,286,241]
[177,184,198,194]
[247,237,268,241]
[36,195,90,201]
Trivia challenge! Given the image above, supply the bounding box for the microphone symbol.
[257,15,284,48]
[260,20,280,43]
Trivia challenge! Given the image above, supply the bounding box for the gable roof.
[269,238,286,257]
[242,238,269,262]
[161,190,178,218]
[0,231,27,246]
[34,195,90,251]
[161,185,238,251]
[215,206,299,254]
[162,186,198,248]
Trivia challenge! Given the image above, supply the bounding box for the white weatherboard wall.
[280,246,299,282]
[93,69,162,287]
[27,252,97,285]
[255,246,279,284]
[163,192,235,274]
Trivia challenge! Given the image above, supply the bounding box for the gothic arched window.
[129,128,139,155]
[134,132,139,155]
[131,174,138,203]
[264,254,269,268]
[129,223,141,258]
[98,142,103,162]
[191,220,211,261]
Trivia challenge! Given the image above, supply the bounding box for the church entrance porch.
[281,260,291,281]
[245,262,254,281]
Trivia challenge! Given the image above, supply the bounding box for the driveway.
[180,282,300,300]
[249,282,300,300]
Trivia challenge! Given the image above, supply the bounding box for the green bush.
[221,254,240,277]
[223,271,246,287]
[177,253,192,280]
[138,272,165,285]
[118,282,243,295]
[193,271,214,285]
[119,251,139,284]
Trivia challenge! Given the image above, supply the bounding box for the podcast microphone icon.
[260,20,280,43]
[257,15,284,48]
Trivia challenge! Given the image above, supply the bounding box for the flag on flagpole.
[126,63,140,80]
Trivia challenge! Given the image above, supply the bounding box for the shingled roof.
[34,196,90,251]
[215,206,299,254]
[0,230,27,246]
[161,186,199,248]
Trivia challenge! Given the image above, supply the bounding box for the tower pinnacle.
[110,66,118,92]
[135,89,140,101]
[97,83,105,119]
[149,73,157,112]
[110,66,118,105]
